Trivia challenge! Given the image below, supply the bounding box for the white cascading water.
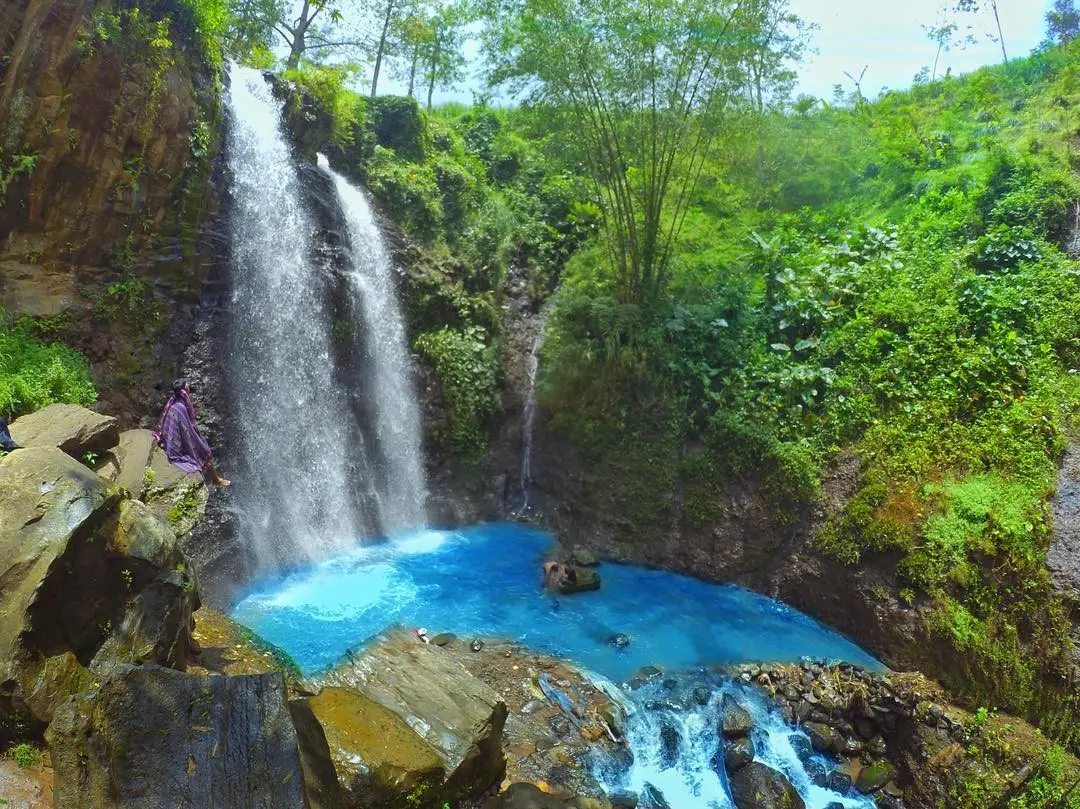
[317,154,427,532]
[594,680,876,809]
[517,308,548,513]
[225,65,359,569]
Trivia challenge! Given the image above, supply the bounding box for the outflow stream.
[232,523,880,809]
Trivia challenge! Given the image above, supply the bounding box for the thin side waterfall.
[517,309,549,513]
[317,154,427,532]
[225,65,358,569]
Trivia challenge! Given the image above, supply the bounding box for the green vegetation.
[954,710,1080,808]
[273,28,1080,741]
[0,313,96,419]
[6,742,41,770]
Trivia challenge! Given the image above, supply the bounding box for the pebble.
[470,638,484,652]
[609,634,631,649]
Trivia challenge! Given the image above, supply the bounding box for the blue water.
[231,523,879,680]
[231,523,880,809]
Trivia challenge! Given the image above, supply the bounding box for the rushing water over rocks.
[225,65,359,571]
[317,154,427,533]
[232,523,881,808]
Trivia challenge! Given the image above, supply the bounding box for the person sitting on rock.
[155,379,230,486]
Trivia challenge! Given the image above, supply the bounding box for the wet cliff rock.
[0,0,225,422]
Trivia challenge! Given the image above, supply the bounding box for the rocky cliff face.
[0,0,225,422]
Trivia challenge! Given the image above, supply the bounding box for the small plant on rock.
[7,743,41,769]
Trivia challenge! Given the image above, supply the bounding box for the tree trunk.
[991,0,1007,63]
[286,32,304,69]
[407,47,418,97]
[286,0,312,69]
[371,0,395,97]
[426,35,440,110]
[932,41,942,81]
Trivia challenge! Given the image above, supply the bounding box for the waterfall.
[224,65,360,570]
[316,154,427,532]
[517,309,548,513]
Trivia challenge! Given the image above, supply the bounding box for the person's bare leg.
[204,460,231,487]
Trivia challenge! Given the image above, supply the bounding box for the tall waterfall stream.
[224,65,426,572]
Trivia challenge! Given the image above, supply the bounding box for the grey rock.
[805,721,843,754]
[640,783,671,809]
[720,694,754,738]
[9,404,119,459]
[729,762,806,809]
[314,627,507,804]
[48,666,309,809]
[724,737,755,772]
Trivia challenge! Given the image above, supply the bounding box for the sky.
[365,0,1055,105]
[789,0,1052,101]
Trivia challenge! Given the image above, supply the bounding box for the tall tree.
[954,0,1007,64]
[370,0,406,95]
[739,1,814,112]
[393,12,435,96]
[1044,0,1080,46]
[232,0,368,68]
[423,3,467,109]
[483,0,786,305]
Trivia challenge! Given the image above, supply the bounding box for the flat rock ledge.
[307,626,509,808]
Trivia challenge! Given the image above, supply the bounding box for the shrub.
[414,326,499,456]
[7,743,41,769]
[0,314,96,419]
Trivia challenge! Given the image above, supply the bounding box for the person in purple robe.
[155,379,230,486]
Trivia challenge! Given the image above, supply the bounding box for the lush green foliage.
[414,326,500,456]
[0,314,97,420]
[535,39,1080,734]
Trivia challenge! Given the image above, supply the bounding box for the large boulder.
[313,627,507,806]
[8,404,119,459]
[0,448,198,733]
[729,762,805,809]
[307,686,445,807]
[47,666,319,809]
[96,429,155,499]
[144,444,208,536]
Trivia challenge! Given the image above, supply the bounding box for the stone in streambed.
[483,782,567,808]
[307,686,445,807]
[724,737,755,772]
[855,762,895,794]
[720,694,753,738]
[9,403,119,459]
[639,783,671,809]
[805,721,844,754]
[431,632,456,647]
[729,762,805,809]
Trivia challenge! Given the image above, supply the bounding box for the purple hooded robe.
[156,389,213,474]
